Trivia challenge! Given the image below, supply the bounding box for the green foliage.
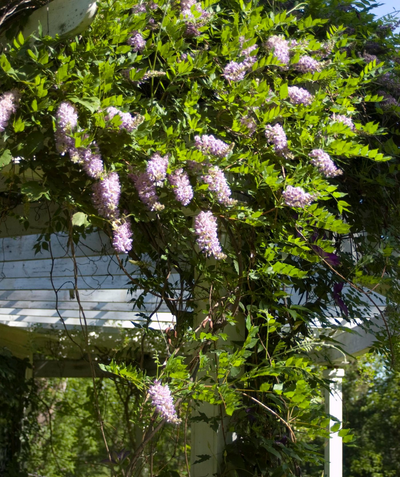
[343,354,400,477]
[0,0,400,474]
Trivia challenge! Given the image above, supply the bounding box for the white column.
[324,368,345,477]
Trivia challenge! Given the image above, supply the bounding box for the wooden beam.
[34,357,157,377]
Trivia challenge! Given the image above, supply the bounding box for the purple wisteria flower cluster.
[379,93,400,111]
[265,35,290,65]
[55,101,78,155]
[128,31,146,52]
[168,168,193,206]
[0,90,20,133]
[282,185,314,208]
[223,41,258,82]
[149,381,181,424]
[331,114,355,131]
[131,172,164,212]
[294,55,321,74]
[92,172,121,219]
[195,135,231,158]
[240,115,257,136]
[81,145,104,179]
[288,86,313,106]
[181,0,210,37]
[132,2,157,14]
[130,153,169,211]
[194,211,226,260]
[265,124,288,154]
[309,149,342,178]
[112,220,134,254]
[202,166,234,206]
[92,171,134,253]
[147,153,169,184]
[55,102,133,254]
[106,107,143,132]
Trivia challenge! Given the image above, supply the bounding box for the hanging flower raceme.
[168,168,193,206]
[181,0,211,37]
[146,153,169,185]
[130,171,164,212]
[194,211,226,259]
[282,185,314,208]
[223,41,257,82]
[112,219,133,254]
[148,381,181,425]
[128,31,146,52]
[92,172,121,219]
[195,135,231,158]
[0,90,20,132]
[240,116,257,136]
[309,149,342,178]
[79,145,104,179]
[293,55,321,74]
[105,107,143,132]
[265,124,288,154]
[202,166,234,206]
[288,86,313,106]
[265,35,290,65]
[55,101,78,154]
[331,114,355,131]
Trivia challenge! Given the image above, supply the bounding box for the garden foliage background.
[0,0,400,475]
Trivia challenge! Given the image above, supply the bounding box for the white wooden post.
[190,308,245,476]
[324,368,345,477]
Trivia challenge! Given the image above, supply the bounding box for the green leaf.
[0,149,13,168]
[71,212,89,227]
[69,96,101,113]
[21,182,49,201]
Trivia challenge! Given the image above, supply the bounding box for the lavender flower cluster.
[265,35,290,65]
[332,114,355,131]
[149,381,181,425]
[81,145,104,179]
[265,123,288,154]
[240,115,257,136]
[128,31,146,52]
[147,153,169,184]
[223,41,257,82]
[294,55,321,74]
[288,86,313,106]
[168,168,193,206]
[195,135,231,158]
[378,72,400,95]
[202,166,234,206]
[131,153,169,211]
[112,220,134,254]
[194,211,226,259]
[131,172,164,212]
[282,186,314,208]
[0,90,19,133]
[55,102,133,254]
[309,149,342,178]
[55,101,78,155]
[106,107,143,132]
[132,2,157,13]
[181,0,210,37]
[92,172,121,219]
